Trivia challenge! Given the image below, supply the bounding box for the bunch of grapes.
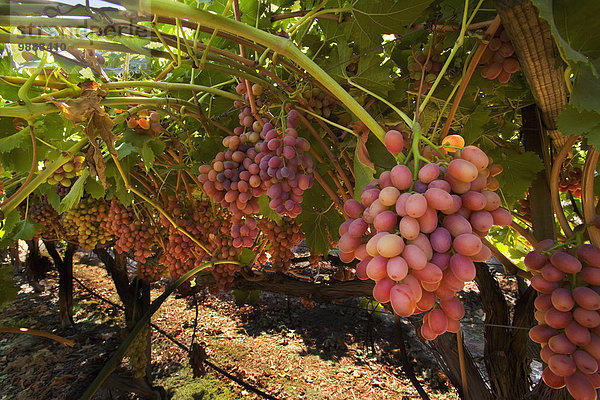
[518,193,532,220]
[137,258,167,283]
[62,197,112,250]
[44,155,85,187]
[209,231,242,292]
[559,166,582,197]
[258,217,304,271]
[102,200,157,264]
[234,82,267,108]
[301,86,337,119]
[125,324,150,378]
[56,184,71,197]
[526,241,600,399]
[479,25,520,83]
[199,108,314,220]
[126,110,163,135]
[231,216,259,248]
[339,130,512,340]
[257,110,314,217]
[28,197,63,240]
[407,43,445,92]
[159,198,214,280]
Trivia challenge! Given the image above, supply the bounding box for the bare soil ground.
[0,252,460,400]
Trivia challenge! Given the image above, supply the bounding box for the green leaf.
[58,169,89,213]
[0,264,18,307]
[140,143,155,171]
[232,289,250,306]
[117,142,137,159]
[353,141,375,200]
[488,149,544,208]
[462,106,490,145]
[0,210,21,243]
[85,176,105,199]
[12,220,40,240]
[350,0,434,49]
[296,184,344,255]
[35,183,61,211]
[258,195,281,222]
[532,0,598,69]
[240,248,255,265]
[0,129,27,154]
[570,62,600,113]
[352,54,393,97]
[557,104,600,135]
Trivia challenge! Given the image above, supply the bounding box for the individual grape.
[387,256,409,281]
[565,373,597,400]
[390,164,412,190]
[402,244,427,270]
[547,334,576,354]
[448,159,479,183]
[551,287,575,312]
[344,199,364,219]
[441,135,465,152]
[384,130,404,154]
[542,367,566,389]
[376,234,404,258]
[573,287,600,310]
[452,233,482,257]
[577,244,600,267]
[390,284,416,316]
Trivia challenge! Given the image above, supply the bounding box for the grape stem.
[549,135,579,237]
[0,326,75,347]
[18,52,47,104]
[582,148,600,246]
[418,0,485,114]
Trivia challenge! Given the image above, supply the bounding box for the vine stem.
[440,15,502,138]
[109,154,212,255]
[550,135,579,237]
[0,326,75,347]
[510,221,537,247]
[79,259,240,400]
[103,81,242,101]
[457,328,469,400]
[295,106,355,135]
[582,148,600,247]
[418,0,485,114]
[18,53,47,103]
[117,0,387,145]
[297,112,354,196]
[0,138,88,215]
[199,0,233,69]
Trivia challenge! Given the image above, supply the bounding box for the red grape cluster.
[159,197,214,280]
[407,44,444,92]
[102,200,157,264]
[28,197,63,240]
[158,197,241,291]
[518,193,532,221]
[258,217,304,272]
[301,86,336,119]
[257,110,314,217]
[559,166,582,197]
[62,197,112,250]
[479,25,520,83]
[45,155,85,187]
[199,109,314,220]
[527,241,600,399]
[137,260,167,283]
[234,82,266,108]
[231,216,259,248]
[126,110,164,135]
[339,131,512,340]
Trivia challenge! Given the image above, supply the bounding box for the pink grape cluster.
[199,108,314,221]
[527,241,600,399]
[339,132,512,340]
[103,200,157,264]
[257,110,314,217]
[231,216,259,248]
[479,25,520,83]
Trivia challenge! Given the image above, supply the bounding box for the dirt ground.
[0,251,461,400]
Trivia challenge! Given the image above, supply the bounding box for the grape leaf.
[487,149,543,208]
[0,129,27,153]
[350,0,434,49]
[352,54,393,97]
[12,220,39,241]
[557,104,600,135]
[85,176,105,199]
[0,210,21,246]
[296,184,344,255]
[58,169,89,213]
[140,143,155,171]
[354,139,375,199]
[570,62,600,113]
[258,195,281,223]
[462,106,490,145]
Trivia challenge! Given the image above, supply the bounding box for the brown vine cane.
[582,148,600,247]
[550,135,579,237]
